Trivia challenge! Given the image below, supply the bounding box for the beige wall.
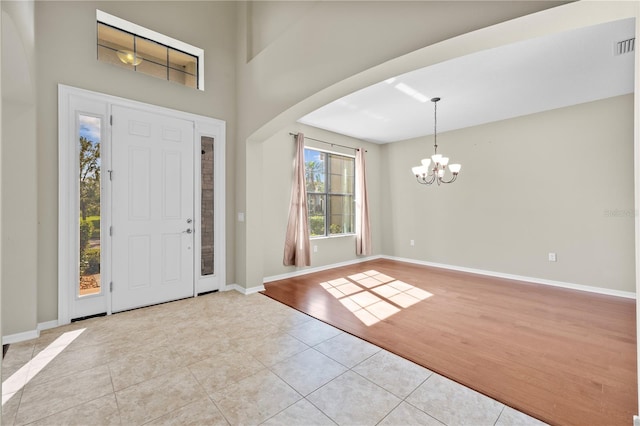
[238,1,566,140]
[236,0,564,288]
[2,2,37,336]
[2,1,237,335]
[261,96,635,292]
[2,104,38,335]
[4,0,638,412]
[2,0,636,334]
[383,95,635,292]
[261,124,382,278]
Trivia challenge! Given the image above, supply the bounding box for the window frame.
[96,10,205,91]
[304,147,356,238]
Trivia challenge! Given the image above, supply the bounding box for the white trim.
[2,330,39,345]
[194,121,226,295]
[58,87,71,325]
[96,10,205,91]
[224,283,265,295]
[382,255,636,299]
[2,320,60,344]
[58,86,111,324]
[304,144,356,160]
[263,255,383,283]
[634,1,640,415]
[58,84,226,325]
[262,254,635,299]
[37,320,60,332]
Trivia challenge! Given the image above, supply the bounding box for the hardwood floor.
[262,259,637,426]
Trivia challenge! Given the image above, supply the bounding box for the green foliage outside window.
[84,248,101,275]
[304,148,355,237]
[309,216,325,236]
[79,219,94,275]
[79,136,101,220]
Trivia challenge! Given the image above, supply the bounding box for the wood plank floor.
[262,258,637,426]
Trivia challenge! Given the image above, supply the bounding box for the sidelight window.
[78,114,102,297]
[201,136,215,276]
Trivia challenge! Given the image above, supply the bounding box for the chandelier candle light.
[412,97,461,185]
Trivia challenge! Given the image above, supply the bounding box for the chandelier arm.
[416,173,436,185]
[439,174,458,184]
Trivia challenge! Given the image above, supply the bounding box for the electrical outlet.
[548,252,557,262]
[410,240,415,246]
[313,245,318,253]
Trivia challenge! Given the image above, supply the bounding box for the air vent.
[614,37,635,56]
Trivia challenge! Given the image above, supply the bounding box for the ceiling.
[298,18,636,144]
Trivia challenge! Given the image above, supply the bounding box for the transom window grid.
[304,148,355,237]
[97,21,199,89]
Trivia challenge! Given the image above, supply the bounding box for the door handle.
[183,228,193,234]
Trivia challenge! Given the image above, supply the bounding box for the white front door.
[111,105,195,312]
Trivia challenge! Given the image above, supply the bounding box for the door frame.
[58,84,226,325]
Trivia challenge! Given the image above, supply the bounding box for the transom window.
[304,148,355,237]
[96,10,204,90]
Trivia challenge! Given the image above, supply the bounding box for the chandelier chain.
[433,99,438,154]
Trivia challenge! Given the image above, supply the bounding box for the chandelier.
[411,97,461,185]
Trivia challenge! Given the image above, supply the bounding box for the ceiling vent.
[614,37,635,56]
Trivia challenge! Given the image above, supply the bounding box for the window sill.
[310,234,355,240]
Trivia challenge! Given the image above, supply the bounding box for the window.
[201,136,215,276]
[304,148,355,237]
[78,114,102,297]
[96,10,204,90]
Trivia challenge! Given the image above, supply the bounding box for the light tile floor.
[1,291,548,425]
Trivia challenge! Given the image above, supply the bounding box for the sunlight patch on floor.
[319,270,432,326]
[2,328,86,405]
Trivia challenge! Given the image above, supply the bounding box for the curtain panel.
[356,148,372,256]
[283,133,311,266]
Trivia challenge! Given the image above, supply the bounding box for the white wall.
[261,124,382,279]
[383,95,635,292]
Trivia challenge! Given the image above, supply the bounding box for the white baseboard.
[263,255,383,283]
[382,255,636,299]
[224,283,266,295]
[2,329,39,345]
[3,320,61,345]
[37,320,60,332]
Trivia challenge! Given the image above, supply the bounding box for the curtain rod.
[289,132,367,152]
